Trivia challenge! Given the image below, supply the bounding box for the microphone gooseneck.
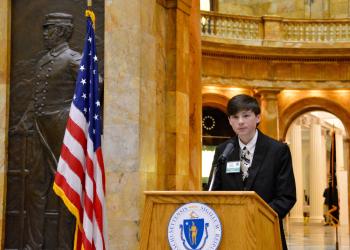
[208,142,234,191]
[217,142,234,163]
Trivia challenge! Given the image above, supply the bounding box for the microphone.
[208,142,234,191]
[217,142,234,163]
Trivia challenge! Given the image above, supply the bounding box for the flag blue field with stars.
[74,17,102,151]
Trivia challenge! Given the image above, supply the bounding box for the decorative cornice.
[201,78,350,90]
[202,40,350,61]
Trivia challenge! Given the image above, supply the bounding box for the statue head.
[43,13,74,49]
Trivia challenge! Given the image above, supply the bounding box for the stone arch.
[280,97,350,139]
[202,93,229,113]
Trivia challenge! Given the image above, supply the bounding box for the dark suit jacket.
[209,130,296,249]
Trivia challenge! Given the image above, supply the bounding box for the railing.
[201,11,350,45]
[282,20,350,42]
[201,11,262,41]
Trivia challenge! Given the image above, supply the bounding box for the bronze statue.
[25,12,81,250]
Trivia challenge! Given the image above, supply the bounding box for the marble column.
[158,0,194,190]
[289,121,304,222]
[309,120,325,223]
[344,137,350,225]
[335,131,349,225]
[336,131,345,171]
[104,0,200,248]
[320,128,327,189]
[0,0,10,245]
[188,0,202,190]
[255,88,281,140]
[104,2,147,248]
[344,137,350,172]
[320,127,328,221]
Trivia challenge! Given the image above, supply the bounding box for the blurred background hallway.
[287,222,350,250]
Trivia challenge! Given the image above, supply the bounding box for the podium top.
[143,190,278,217]
[144,190,256,196]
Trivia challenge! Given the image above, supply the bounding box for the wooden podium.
[140,191,282,250]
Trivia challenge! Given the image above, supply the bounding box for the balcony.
[201,11,350,49]
[200,12,350,86]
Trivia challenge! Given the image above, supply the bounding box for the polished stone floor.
[286,222,350,250]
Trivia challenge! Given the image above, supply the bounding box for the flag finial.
[87,0,92,7]
[85,9,96,29]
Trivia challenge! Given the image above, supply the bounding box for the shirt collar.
[238,129,258,153]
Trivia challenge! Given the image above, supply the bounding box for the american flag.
[326,130,339,225]
[53,13,107,250]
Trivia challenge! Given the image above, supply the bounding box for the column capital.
[335,128,344,136]
[311,117,321,125]
[344,137,350,144]
[309,113,321,125]
[254,88,282,99]
[255,88,280,139]
[293,117,302,126]
[300,114,318,128]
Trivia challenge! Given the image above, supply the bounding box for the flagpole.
[331,129,339,250]
[336,225,339,250]
[331,128,335,190]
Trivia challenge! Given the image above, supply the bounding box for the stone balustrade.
[201,11,262,40]
[283,20,350,42]
[201,11,350,47]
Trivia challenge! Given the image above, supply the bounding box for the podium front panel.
[140,191,282,250]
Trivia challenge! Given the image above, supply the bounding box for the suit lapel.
[245,131,268,190]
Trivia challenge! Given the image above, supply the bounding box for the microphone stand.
[208,142,234,191]
[208,161,225,191]
[208,164,218,191]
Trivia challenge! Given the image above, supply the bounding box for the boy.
[209,94,296,250]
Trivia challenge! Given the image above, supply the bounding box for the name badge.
[226,161,240,173]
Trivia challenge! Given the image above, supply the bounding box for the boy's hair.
[227,94,261,116]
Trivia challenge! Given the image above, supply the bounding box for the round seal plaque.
[167,202,222,250]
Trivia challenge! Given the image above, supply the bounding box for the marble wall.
[0,0,9,247]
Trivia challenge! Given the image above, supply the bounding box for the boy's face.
[228,109,260,143]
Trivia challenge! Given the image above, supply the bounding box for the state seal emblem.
[167,202,222,250]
